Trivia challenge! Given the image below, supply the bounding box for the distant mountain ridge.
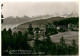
[2,12,78,25]
[2,16,32,25]
[2,15,53,30]
[2,13,78,30]
[2,15,53,25]
[62,12,78,18]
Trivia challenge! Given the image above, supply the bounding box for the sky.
[2,2,79,18]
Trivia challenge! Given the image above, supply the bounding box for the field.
[50,31,78,44]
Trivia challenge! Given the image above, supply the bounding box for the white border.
[1,0,79,2]
[78,3,80,55]
[0,0,79,56]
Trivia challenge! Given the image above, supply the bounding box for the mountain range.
[2,13,78,30]
[2,12,78,25]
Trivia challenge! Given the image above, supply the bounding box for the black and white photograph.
[1,1,79,56]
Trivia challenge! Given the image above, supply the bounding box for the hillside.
[13,17,64,32]
[50,31,78,44]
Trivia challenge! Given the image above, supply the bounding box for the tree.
[60,36,66,46]
[21,31,31,50]
[8,28,12,35]
[71,39,78,54]
[12,32,17,49]
[45,23,58,36]
[28,23,33,35]
[15,31,22,49]
[45,35,52,54]
[34,37,39,54]
[2,28,7,50]
[59,36,66,54]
